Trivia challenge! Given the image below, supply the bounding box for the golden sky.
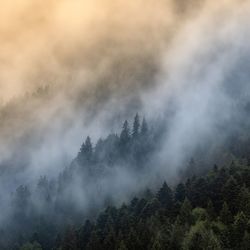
[0,0,249,102]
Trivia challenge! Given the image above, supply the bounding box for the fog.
[0,0,176,176]
[0,0,250,235]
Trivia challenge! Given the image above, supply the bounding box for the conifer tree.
[183,221,221,250]
[78,136,93,164]
[132,113,140,138]
[206,199,216,220]
[220,202,233,225]
[119,120,131,156]
[141,117,148,136]
[179,198,193,226]
[120,121,130,143]
[84,136,93,160]
[222,176,240,214]
[175,183,186,202]
[157,182,173,214]
[170,217,185,250]
[232,211,248,247]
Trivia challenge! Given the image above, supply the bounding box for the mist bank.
[0,0,249,243]
[0,0,249,178]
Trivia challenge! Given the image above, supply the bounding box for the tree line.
[1,114,250,249]
[57,162,250,250]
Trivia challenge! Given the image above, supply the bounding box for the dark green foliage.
[182,221,222,250]
[132,113,140,138]
[175,183,186,203]
[222,176,240,214]
[157,182,174,213]
[46,162,249,249]
[170,217,186,250]
[179,198,193,225]
[220,202,232,225]
[3,115,250,250]
[77,136,93,164]
[231,212,249,248]
[207,199,216,220]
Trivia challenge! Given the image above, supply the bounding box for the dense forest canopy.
[1,115,250,249]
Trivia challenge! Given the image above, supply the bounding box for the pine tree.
[213,164,219,173]
[78,136,93,163]
[220,202,233,225]
[141,117,148,136]
[84,136,93,160]
[132,113,140,138]
[189,177,208,207]
[179,198,193,226]
[120,120,130,141]
[141,198,161,218]
[175,183,186,202]
[222,176,240,214]
[14,185,31,210]
[183,221,221,250]
[206,199,216,220]
[238,185,250,217]
[232,212,248,248]
[170,217,185,250]
[78,142,85,160]
[119,120,131,156]
[157,182,173,214]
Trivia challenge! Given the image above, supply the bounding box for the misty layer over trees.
[0,115,163,248]
[0,0,250,249]
[1,114,250,249]
[54,163,250,250]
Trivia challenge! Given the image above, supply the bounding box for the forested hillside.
[1,115,249,250]
[1,0,250,250]
[0,115,160,249]
[56,162,250,250]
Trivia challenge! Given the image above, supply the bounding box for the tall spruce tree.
[141,117,148,136]
[157,182,173,214]
[119,120,131,156]
[220,202,233,225]
[132,113,140,138]
[85,136,93,160]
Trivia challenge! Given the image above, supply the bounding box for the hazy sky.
[0,0,249,179]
